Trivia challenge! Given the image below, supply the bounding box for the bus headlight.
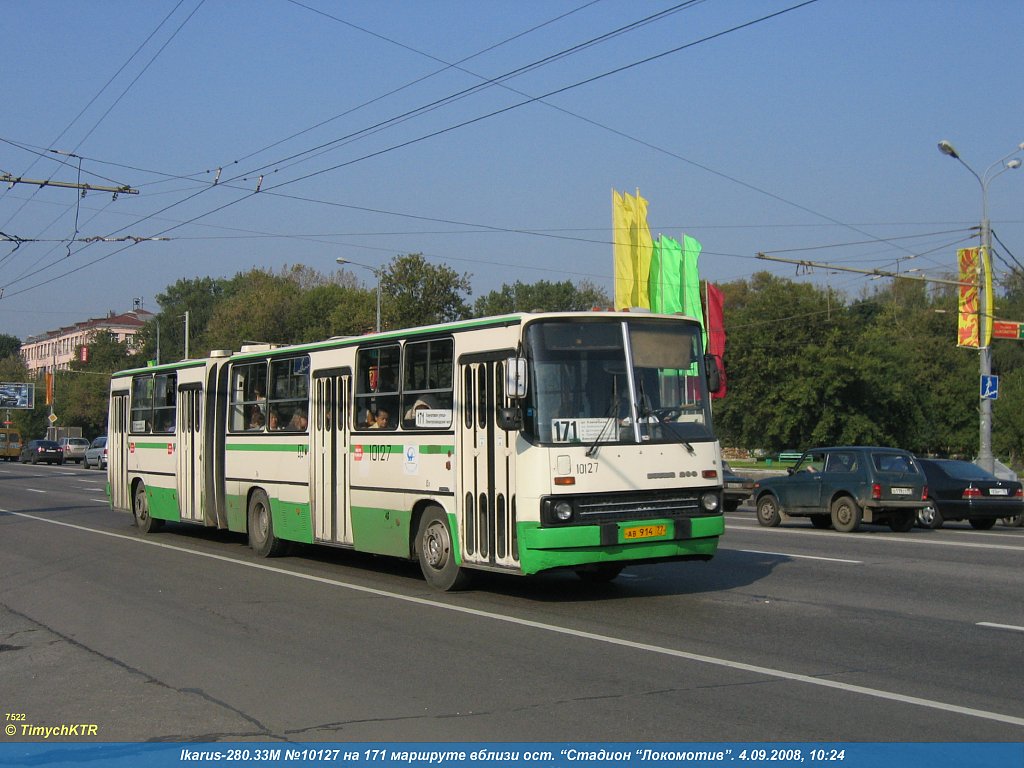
[553,501,574,521]
[701,492,721,513]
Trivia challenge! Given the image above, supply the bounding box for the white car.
[58,436,90,464]
[84,436,107,469]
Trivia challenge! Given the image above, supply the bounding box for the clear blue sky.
[2,0,1022,341]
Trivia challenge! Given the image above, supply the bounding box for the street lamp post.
[937,139,1024,473]
[336,257,381,333]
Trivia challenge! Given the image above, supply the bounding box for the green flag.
[649,235,683,314]
[681,234,704,348]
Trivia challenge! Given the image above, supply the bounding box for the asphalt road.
[2,462,1023,743]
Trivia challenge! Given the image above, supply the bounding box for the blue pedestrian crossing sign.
[981,374,999,400]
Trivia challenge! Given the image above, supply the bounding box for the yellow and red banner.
[957,246,992,348]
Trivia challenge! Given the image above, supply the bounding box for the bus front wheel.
[248,489,287,557]
[133,481,163,534]
[416,506,470,591]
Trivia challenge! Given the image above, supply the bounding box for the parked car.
[20,439,64,465]
[753,446,928,532]
[722,461,755,511]
[84,435,107,470]
[57,436,90,464]
[915,458,1024,530]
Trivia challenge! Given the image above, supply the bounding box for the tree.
[0,333,21,361]
[138,275,234,362]
[473,279,610,316]
[379,253,472,329]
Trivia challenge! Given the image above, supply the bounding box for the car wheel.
[248,489,287,557]
[133,481,163,534]
[416,505,471,590]
[723,500,740,512]
[916,501,943,529]
[888,511,915,532]
[969,518,997,530]
[809,514,832,529]
[755,495,782,527]
[830,495,862,533]
[31,455,38,465]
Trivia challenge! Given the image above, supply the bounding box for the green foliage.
[379,253,472,328]
[0,333,21,360]
[473,279,610,316]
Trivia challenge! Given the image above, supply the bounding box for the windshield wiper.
[586,377,619,458]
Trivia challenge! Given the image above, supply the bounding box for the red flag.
[705,283,727,398]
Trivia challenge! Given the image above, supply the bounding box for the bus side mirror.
[506,357,528,399]
[704,354,722,393]
[497,407,522,431]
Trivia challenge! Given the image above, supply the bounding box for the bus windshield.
[523,317,714,446]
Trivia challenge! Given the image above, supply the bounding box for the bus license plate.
[623,524,667,540]
[891,487,912,496]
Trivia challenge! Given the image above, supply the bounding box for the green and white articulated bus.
[107,311,725,590]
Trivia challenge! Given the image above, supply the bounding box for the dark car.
[19,439,64,465]
[915,458,1024,530]
[753,446,928,532]
[84,436,107,470]
[722,461,755,511]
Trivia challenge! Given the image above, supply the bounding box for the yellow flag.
[982,246,993,347]
[612,189,653,309]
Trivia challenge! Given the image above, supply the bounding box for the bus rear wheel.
[133,481,163,534]
[248,489,287,557]
[416,506,470,591]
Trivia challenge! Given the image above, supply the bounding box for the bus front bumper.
[516,514,725,575]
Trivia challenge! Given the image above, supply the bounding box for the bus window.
[402,338,453,429]
[130,375,154,433]
[230,362,269,432]
[152,373,177,433]
[270,355,310,432]
[355,345,399,430]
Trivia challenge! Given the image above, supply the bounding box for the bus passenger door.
[312,372,350,544]
[109,391,131,512]
[458,357,518,570]
[177,385,203,522]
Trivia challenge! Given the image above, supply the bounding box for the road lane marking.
[977,622,1024,633]
[25,488,46,494]
[5,508,1024,730]
[737,548,861,564]
[724,519,1024,552]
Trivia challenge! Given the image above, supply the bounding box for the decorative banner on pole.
[612,189,653,310]
[957,247,980,347]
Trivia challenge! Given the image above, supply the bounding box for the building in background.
[20,308,154,376]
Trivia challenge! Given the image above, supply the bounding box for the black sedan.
[916,458,1024,530]
[19,439,64,465]
[722,461,755,511]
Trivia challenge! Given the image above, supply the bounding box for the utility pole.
[938,139,1024,474]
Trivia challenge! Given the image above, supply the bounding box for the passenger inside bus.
[368,409,390,429]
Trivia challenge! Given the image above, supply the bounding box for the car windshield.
[872,452,917,473]
[522,317,714,446]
